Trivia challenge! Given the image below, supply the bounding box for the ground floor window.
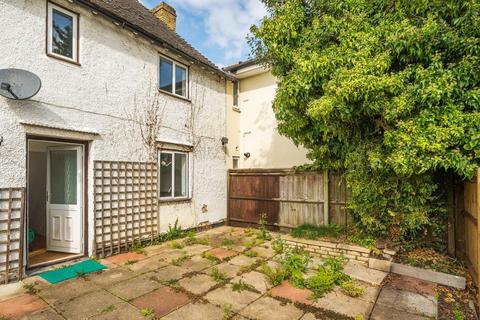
[159,150,189,199]
[232,156,240,169]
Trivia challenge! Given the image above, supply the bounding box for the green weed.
[223,304,234,320]
[244,250,258,258]
[141,308,155,317]
[211,267,227,283]
[256,213,272,241]
[453,303,465,320]
[231,279,254,292]
[291,224,343,240]
[23,282,40,295]
[272,236,286,253]
[171,240,185,249]
[340,280,364,297]
[102,304,116,313]
[171,255,190,266]
[202,251,220,263]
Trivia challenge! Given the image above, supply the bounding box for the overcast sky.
[140,0,267,67]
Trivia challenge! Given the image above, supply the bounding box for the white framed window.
[159,150,189,199]
[232,156,239,169]
[159,56,188,98]
[47,2,79,64]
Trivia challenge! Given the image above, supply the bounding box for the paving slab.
[0,293,48,319]
[56,289,123,320]
[370,304,430,320]
[105,274,162,300]
[391,262,466,289]
[38,278,98,305]
[180,255,212,272]
[104,252,147,266]
[91,302,146,320]
[178,273,217,295]
[155,249,190,263]
[125,256,168,273]
[204,285,261,312]
[256,260,280,272]
[270,280,313,305]
[89,267,137,287]
[388,274,437,296]
[343,261,387,285]
[208,262,242,278]
[253,245,276,259]
[0,281,25,302]
[161,302,224,320]
[148,265,189,283]
[143,243,171,256]
[232,271,272,293]
[375,287,437,317]
[313,287,374,318]
[132,286,191,318]
[207,248,238,261]
[182,244,212,256]
[228,255,257,267]
[300,313,317,320]
[240,296,303,320]
[19,307,64,320]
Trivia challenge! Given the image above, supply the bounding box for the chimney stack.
[152,2,177,32]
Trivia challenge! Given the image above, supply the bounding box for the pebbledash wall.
[0,0,228,276]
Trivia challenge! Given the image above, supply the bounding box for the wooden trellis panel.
[94,161,158,258]
[0,188,25,284]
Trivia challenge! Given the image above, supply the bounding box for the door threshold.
[27,254,87,273]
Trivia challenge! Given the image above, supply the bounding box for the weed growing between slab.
[272,236,286,254]
[125,259,138,265]
[171,255,191,266]
[202,251,220,263]
[211,267,227,283]
[23,282,40,295]
[231,279,256,293]
[101,304,116,313]
[257,213,272,241]
[244,250,258,258]
[141,308,154,317]
[222,304,234,320]
[171,240,185,249]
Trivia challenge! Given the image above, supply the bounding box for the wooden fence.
[94,161,158,258]
[227,169,350,229]
[0,188,25,284]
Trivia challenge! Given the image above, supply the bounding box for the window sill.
[158,89,191,103]
[159,197,192,204]
[46,53,81,66]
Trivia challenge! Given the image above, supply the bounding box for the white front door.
[46,146,83,254]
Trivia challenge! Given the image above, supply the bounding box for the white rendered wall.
[0,0,228,255]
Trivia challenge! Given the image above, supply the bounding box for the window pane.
[160,153,173,197]
[233,81,239,106]
[160,59,173,92]
[50,150,77,204]
[233,157,239,169]
[175,65,187,96]
[174,153,187,197]
[52,9,74,58]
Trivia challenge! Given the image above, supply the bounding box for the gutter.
[74,0,236,81]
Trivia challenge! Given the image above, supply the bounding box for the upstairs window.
[47,2,79,64]
[159,56,188,98]
[159,151,189,199]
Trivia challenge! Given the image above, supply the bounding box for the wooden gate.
[227,169,350,229]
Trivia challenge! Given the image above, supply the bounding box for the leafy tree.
[250,0,480,240]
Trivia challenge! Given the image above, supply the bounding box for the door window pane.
[174,153,187,197]
[160,153,173,197]
[50,150,77,204]
[175,65,187,97]
[52,9,74,58]
[159,58,173,92]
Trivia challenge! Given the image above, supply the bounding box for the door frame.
[25,135,89,269]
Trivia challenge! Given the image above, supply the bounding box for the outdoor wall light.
[244,152,251,159]
[221,137,229,145]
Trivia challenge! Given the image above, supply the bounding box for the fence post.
[323,170,329,225]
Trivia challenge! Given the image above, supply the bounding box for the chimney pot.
[151,2,177,32]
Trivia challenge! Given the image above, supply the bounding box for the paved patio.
[0,226,437,319]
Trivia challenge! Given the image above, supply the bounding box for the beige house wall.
[227,67,309,169]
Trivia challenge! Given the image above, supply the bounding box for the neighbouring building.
[224,60,309,169]
[0,0,232,283]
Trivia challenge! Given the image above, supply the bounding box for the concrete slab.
[204,285,261,312]
[182,244,212,256]
[89,267,137,287]
[0,281,24,302]
[368,258,392,272]
[18,307,64,320]
[125,256,168,273]
[180,255,212,273]
[388,274,437,296]
[143,243,171,256]
[231,271,271,294]
[253,245,276,259]
[0,294,48,319]
[38,278,99,305]
[105,275,162,300]
[104,252,147,266]
[148,265,189,283]
[178,274,217,295]
[208,262,242,278]
[343,261,387,285]
[132,286,191,318]
[207,248,238,261]
[370,304,430,320]
[56,290,123,320]
[228,255,257,267]
[155,249,190,263]
[375,287,437,317]
[240,296,303,320]
[162,302,224,320]
[313,287,374,318]
[93,302,146,320]
[270,280,313,305]
[300,313,317,320]
[391,262,466,289]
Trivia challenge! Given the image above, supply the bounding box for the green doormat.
[38,259,107,284]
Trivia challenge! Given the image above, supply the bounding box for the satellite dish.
[0,68,41,100]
